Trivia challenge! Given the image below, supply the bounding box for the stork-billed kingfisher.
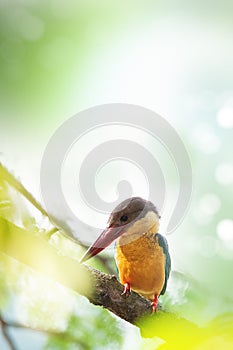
[80,197,171,312]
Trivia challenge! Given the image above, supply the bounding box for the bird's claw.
[151,294,159,313]
[121,282,131,297]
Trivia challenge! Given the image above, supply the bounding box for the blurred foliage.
[139,311,233,350]
[45,309,123,350]
[137,270,233,349]
[0,0,135,123]
[0,165,124,349]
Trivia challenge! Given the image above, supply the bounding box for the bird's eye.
[120,215,128,222]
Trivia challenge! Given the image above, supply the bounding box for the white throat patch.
[119,210,160,245]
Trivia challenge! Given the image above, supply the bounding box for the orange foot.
[151,294,159,313]
[121,282,131,297]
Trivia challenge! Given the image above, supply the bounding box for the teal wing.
[154,233,171,295]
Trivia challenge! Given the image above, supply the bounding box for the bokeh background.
[0,1,233,349]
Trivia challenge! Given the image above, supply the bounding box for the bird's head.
[80,197,160,263]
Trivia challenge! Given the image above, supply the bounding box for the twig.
[0,317,18,350]
[0,315,88,349]
[0,164,48,217]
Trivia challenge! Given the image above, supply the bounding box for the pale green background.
[0,1,233,349]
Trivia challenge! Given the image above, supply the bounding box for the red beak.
[80,226,125,263]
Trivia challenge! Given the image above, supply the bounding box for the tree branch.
[84,266,153,323]
[0,216,204,346]
[0,217,151,323]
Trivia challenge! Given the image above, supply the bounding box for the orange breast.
[115,234,165,300]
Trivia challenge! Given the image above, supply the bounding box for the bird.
[80,197,171,312]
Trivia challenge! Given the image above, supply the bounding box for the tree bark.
[83,265,152,323]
